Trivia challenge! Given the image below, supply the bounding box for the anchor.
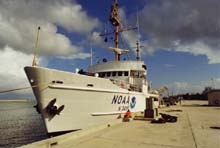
[46,98,65,115]
[33,104,40,114]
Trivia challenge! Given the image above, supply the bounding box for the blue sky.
[0,0,220,98]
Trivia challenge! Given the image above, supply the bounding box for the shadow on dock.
[181,104,212,107]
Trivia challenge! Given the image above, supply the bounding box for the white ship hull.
[24,66,155,134]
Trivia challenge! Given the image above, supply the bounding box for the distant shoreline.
[0,99,31,102]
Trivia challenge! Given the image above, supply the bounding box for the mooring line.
[0,83,50,94]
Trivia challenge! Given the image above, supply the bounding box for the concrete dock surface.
[21,100,220,148]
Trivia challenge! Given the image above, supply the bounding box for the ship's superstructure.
[24,0,159,134]
[88,61,147,92]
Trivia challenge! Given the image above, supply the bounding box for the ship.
[24,0,159,135]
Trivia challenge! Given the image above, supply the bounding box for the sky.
[0,0,220,99]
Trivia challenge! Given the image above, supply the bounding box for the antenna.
[136,41,140,61]
[90,43,93,66]
[32,26,40,66]
[136,9,141,61]
[136,7,140,40]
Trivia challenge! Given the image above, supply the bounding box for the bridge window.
[99,71,129,77]
[130,70,145,78]
[99,72,105,77]
[112,72,116,76]
[131,71,139,78]
[118,71,122,76]
[107,72,111,77]
[124,71,128,76]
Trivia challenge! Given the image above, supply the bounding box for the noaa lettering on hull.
[111,95,130,104]
[24,0,159,134]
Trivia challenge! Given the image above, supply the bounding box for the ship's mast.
[136,41,140,61]
[136,9,140,61]
[109,0,120,61]
[100,0,137,61]
[32,26,40,66]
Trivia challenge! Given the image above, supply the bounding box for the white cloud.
[91,31,105,47]
[49,1,99,33]
[122,31,137,49]
[0,46,42,96]
[175,41,220,64]
[166,79,220,95]
[0,0,99,57]
[58,52,91,60]
[138,0,220,64]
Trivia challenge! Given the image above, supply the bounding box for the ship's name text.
[112,95,130,104]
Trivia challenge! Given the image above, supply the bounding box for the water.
[0,101,48,148]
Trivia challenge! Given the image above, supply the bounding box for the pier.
[0,99,30,102]
[21,100,220,148]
